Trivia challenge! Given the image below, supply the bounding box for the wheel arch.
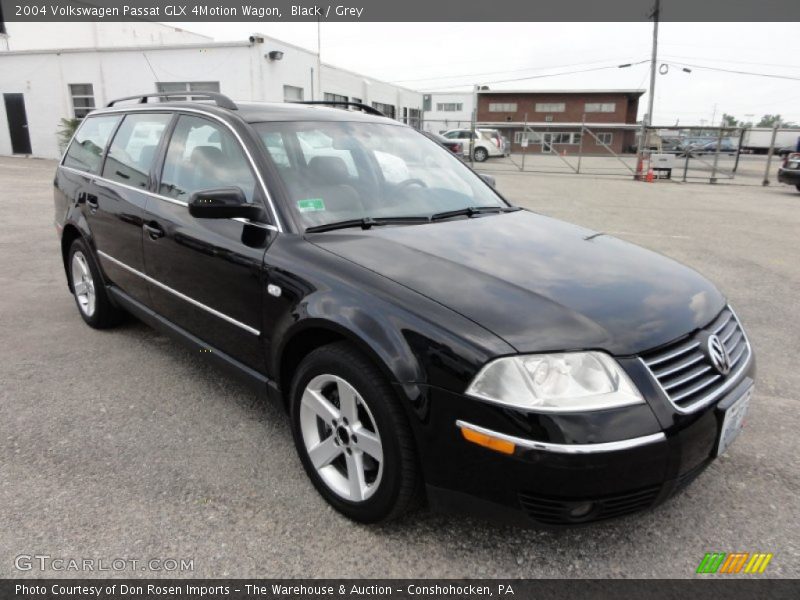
[274,317,417,407]
[60,223,85,292]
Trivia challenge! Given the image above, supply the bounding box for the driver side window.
[159,115,256,203]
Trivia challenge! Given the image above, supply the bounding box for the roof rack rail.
[292,101,386,117]
[107,92,237,111]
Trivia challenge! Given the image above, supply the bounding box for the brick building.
[476,89,643,154]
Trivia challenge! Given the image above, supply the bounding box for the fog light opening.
[567,501,595,520]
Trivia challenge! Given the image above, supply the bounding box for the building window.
[156,82,220,102]
[513,131,543,144]
[371,102,396,119]
[351,97,362,105]
[437,103,463,112]
[535,102,566,113]
[542,132,581,145]
[69,84,96,120]
[585,102,616,113]
[596,132,613,145]
[324,92,348,108]
[488,103,517,112]
[283,85,304,102]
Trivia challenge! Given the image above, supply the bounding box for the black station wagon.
[54,93,755,525]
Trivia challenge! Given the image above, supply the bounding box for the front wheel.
[473,147,489,162]
[289,342,421,523]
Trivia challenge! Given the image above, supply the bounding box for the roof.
[478,89,645,96]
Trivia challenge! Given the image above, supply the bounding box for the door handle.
[143,221,165,240]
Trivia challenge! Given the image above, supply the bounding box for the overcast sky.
[167,21,800,126]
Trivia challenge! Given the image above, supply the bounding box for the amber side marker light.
[460,425,516,455]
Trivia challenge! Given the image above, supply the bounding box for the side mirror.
[188,188,265,221]
[478,173,496,188]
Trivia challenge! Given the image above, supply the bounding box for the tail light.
[494,135,501,149]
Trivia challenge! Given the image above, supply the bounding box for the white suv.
[442,128,505,162]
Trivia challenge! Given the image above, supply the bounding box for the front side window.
[254,121,505,228]
[160,115,256,203]
[69,84,96,120]
[62,115,121,174]
[102,113,172,189]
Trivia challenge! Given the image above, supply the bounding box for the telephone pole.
[636,0,660,180]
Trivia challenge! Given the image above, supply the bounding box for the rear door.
[91,111,174,305]
[143,113,275,371]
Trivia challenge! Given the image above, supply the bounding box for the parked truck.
[741,128,800,154]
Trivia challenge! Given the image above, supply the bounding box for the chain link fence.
[421,118,800,186]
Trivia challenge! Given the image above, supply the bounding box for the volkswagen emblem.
[705,334,731,375]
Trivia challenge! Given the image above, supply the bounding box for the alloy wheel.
[71,251,96,317]
[299,374,384,502]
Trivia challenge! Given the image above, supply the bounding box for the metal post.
[762,123,780,186]
[710,125,724,184]
[469,84,478,168]
[682,150,690,182]
[577,115,585,174]
[521,113,527,172]
[733,127,744,174]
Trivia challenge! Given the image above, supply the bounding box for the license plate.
[716,386,752,456]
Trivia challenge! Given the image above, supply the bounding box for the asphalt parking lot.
[1,155,798,578]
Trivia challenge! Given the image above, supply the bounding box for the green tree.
[757,114,782,128]
[57,118,81,152]
[721,113,739,128]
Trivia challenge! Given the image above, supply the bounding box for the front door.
[3,94,32,155]
[143,113,275,371]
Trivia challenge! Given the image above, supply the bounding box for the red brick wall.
[477,92,641,153]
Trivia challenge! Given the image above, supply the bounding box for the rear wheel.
[67,238,124,328]
[289,342,421,523]
[473,147,489,162]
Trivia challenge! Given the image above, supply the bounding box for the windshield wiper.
[430,206,521,221]
[305,216,430,234]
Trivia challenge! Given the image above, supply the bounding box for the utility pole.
[635,0,660,180]
[316,18,322,100]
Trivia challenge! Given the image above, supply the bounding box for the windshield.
[253,121,506,228]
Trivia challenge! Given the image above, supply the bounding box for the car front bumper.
[412,355,756,527]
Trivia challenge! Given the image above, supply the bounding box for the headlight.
[465,352,644,412]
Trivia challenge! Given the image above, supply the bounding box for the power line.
[391,56,649,84]
[668,61,800,82]
[421,61,649,91]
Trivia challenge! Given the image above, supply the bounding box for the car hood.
[308,210,725,355]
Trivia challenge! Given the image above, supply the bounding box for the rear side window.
[159,115,256,203]
[62,115,121,174]
[102,113,172,189]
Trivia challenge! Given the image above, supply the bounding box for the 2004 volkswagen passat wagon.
[54,93,755,525]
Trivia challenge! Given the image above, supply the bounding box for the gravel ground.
[1,155,798,578]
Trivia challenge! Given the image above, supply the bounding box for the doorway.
[4,94,32,154]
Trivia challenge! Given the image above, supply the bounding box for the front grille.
[640,306,751,413]
[519,486,660,525]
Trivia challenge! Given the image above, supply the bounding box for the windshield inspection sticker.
[297,198,326,213]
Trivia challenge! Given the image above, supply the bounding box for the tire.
[67,238,125,329]
[473,147,489,162]
[289,342,421,523]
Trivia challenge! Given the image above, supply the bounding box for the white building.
[0,21,422,158]
[422,92,474,133]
